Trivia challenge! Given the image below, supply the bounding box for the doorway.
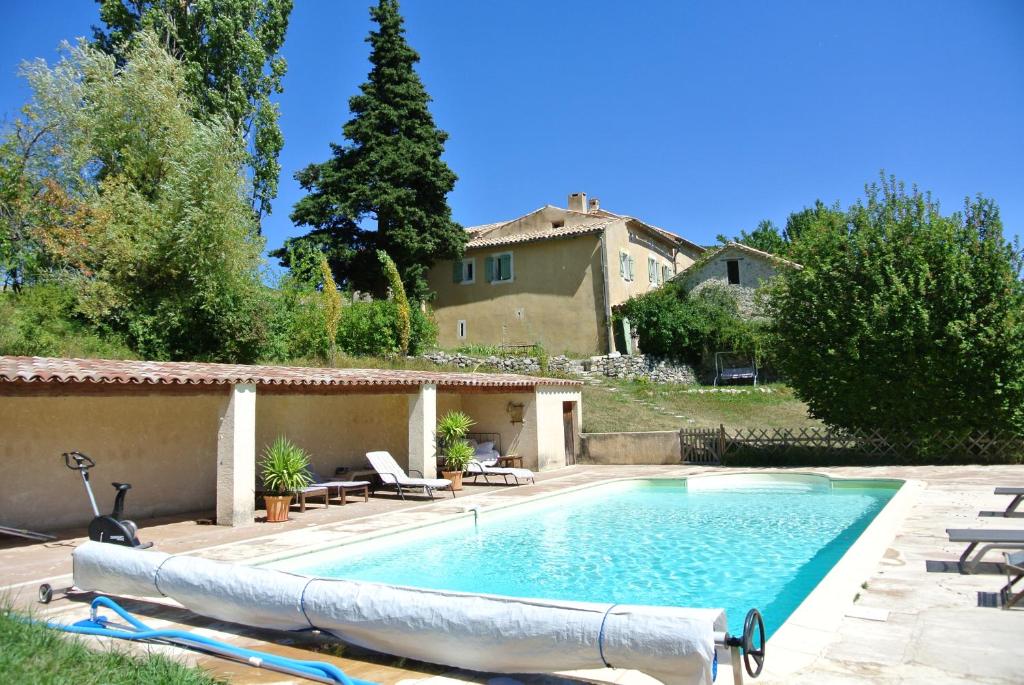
[562,401,577,465]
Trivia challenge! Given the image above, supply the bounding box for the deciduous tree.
[767,176,1024,439]
[93,0,292,222]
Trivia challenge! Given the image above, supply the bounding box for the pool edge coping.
[762,475,923,677]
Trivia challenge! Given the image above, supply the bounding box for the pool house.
[0,356,582,531]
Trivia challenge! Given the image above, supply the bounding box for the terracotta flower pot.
[264,494,292,522]
[442,471,464,491]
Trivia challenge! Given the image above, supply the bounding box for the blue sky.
[2,1,1022,254]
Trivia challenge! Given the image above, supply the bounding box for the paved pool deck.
[2,463,1023,684]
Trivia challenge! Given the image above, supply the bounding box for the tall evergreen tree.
[279,0,464,301]
[92,0,292,223]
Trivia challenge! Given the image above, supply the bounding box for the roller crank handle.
[741,608,765,678]
[716,608,766,679]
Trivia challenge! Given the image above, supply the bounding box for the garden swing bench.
[713,350,758,386]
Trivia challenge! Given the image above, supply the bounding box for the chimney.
[568,192,587,213]
[589,197,600,212]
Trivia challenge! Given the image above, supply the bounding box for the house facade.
[427,193,704,355]
[677,242,800,317]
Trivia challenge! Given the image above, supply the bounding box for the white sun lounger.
[466,459,535,486]
[946,528,1024,573]
[366,451,454,500]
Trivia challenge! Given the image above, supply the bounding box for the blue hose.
[39,596,375,685]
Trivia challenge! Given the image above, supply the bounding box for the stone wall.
[420,351,698,385]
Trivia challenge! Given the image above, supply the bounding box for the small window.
[453,258,475,284]
[662,264,672,283]
[620,251,634,282]
[648,257,657,284]
[726,259,740,285]
[457,320,467,339]
[485,252,513,283]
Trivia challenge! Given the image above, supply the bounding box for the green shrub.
[409,305,438,355]
[767,175,1024,439]
[0,284,135,359]
[616,282,768,366]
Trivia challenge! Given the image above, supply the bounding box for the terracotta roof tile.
[466,219,615,249]
[0,356,581,390]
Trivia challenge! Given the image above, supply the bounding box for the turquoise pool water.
[274,476,899,636]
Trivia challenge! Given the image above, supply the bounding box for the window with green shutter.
[627,255,635,281]
[648,257,656,283]
[452,260,463,283]
[662,264,672,283]
[487,252,513,283]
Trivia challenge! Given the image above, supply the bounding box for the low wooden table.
[328,481,370,505]
[495,455,523,468]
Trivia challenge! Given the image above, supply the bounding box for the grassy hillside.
[582,380,821,433]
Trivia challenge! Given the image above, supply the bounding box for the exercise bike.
[64,451,152,549]
[39,452,153,604]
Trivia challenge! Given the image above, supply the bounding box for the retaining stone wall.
[420,351,698,385]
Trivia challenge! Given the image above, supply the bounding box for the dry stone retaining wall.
[420,351,698,385]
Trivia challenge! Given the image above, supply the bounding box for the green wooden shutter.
[484,256,495,282]
[499,254,512,280]
[648,257,656,283]
[663,265,671,283]
[619,252,625,277]
[452,260,463,283]
[628,256,635,281]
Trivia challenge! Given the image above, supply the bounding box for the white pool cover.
[73,542,726,684]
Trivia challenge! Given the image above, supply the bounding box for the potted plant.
[442,439,475,490]
[259,436,312,523]
[437,410,475,490]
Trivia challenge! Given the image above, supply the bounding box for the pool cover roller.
[73,541,726,685]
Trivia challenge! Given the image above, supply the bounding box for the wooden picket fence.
[681,425,1024,465]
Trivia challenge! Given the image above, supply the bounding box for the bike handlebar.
[63,451,95,471]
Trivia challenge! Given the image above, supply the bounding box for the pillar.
[408,383,437,478]
[216,383,256,527]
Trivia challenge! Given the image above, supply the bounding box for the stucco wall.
[256,393,414,477]
[428,235,606,355]
[0,383,579,531]
[580,431,682,465]
[603,220,686,307]
[533,388,582,471]
[0,390,224,531]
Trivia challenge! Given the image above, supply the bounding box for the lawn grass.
[0,605,223,685]
[582,380,821,433]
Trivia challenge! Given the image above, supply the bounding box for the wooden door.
[562,401,576,465]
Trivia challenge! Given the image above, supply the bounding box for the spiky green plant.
[443,439,475,472]
[259,436,312,494]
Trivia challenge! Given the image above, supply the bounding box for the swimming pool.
[272,474,901,637]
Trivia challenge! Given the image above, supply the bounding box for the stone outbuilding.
[0,356,582,531]
[676,242,801,317]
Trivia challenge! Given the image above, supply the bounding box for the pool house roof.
[0,356,582,392]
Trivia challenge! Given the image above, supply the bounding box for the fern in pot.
[437,411,475,490]
[259,436,312,523]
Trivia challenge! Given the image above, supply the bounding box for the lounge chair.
[946,528,1024,573]
[305,469,371,505]
[1000,551,1024,609]
[366,451,455,500]
[994,487,1024,517]
[466,459,535,486]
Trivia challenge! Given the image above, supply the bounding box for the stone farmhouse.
[427,193,705,355]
